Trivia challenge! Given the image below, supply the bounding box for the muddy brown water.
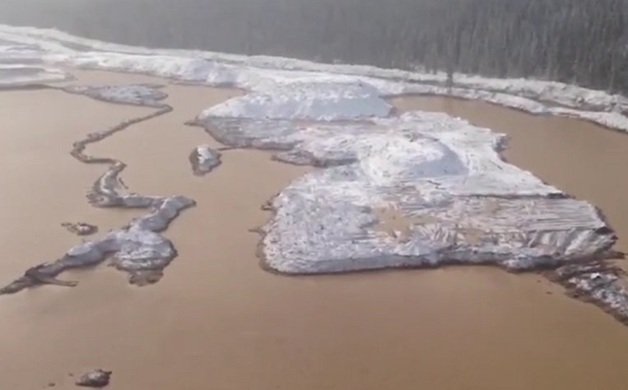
[1,74,628,390]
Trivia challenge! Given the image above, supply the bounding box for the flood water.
[1,71,628,390]
[2,1,628,389]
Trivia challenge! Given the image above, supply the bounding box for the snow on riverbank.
[0,64,70,88]
[2,24,628,131]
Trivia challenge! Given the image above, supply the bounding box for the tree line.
[3,0,628,93]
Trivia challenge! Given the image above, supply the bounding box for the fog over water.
[5,0,627,95]
[2,0,433,67]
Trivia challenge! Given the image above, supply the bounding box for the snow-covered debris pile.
[196,86,617,274]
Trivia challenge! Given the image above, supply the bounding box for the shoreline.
[389,92,628,136]
[4,23,628,134]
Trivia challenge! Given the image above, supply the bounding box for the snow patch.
[203,83,392,121]
[0,64,70,88]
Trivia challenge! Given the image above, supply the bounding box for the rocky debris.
[61,222,98,236]
[189,145,221,176]
[548,261,628,323]
[75,370,111,388]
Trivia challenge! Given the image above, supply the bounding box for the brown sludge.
[1,71,628,389]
